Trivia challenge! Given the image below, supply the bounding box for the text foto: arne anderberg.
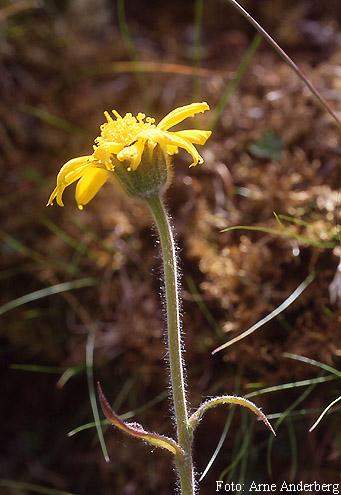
[216,481,340,494]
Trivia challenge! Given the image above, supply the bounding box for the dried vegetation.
[0,0,340,493]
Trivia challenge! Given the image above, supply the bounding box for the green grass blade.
[198,409,234,482]
[219,413,253,480]
[21,105,85,135]
[208,34,262,131]
[10,363,84,388]
[10,364,69,373]
[266,407,333,420]
[2,232,82,275]
[237,416,250,483]
[42,218,102,266]
[192,0,204,101]
[57,367,83,388]
[199,370,242,481]
[117,0,151,112]
[68,390,168,436]
[185,275,223,336]
[225,0,340,127]
[245,375,336,399]
[309,396,341,432]
[0,278,95,316]
[266,375,324,475]
[0,479,77,495]
[212,272,315,354]
[2,233,48,264]
[278,215,312,228]
[68,420,109,437]
[287,417,298,481]
[43,219,86,252]
[86,329,110,463]
[283,353,341,379]
[273,212,337,248]
[221,222,337,249]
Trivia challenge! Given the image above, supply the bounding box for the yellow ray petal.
[47,156,92,206]
[47,185,62,207]
[56,156,92,185]
[162,130,204,166]
[165,144,179,155]
[94,142,124,157]
[157,102,209,131]
[174,129,212,145]
[93,143,124,169]
[138,127,176,155]
[137,128,166,146]
[138,128,204,166]
[75,168,109,209]
[117,139,146,171]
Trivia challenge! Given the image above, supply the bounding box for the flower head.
[47,102,211,209]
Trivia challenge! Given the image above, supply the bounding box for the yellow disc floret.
[95,111,156,148]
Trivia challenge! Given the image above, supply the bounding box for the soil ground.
[1,1,340,494]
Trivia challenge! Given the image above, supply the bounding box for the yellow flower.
[47,102,211,209]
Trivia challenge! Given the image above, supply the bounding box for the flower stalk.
[47,102,276,494]
[147,193,194,495]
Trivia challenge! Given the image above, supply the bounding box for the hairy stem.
[147,194,194,495]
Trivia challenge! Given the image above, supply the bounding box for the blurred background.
[1,0,340,493]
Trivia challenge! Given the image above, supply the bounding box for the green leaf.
[98,383,185,464]
[248,130,284,160]
[189,395,275,436]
